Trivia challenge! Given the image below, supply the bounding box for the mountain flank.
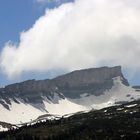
[0,66,139,124]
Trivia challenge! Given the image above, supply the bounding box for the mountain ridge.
[0,65,127,88]
[0,66,129,98]
[0,66,140,124]
[0,66,128,108]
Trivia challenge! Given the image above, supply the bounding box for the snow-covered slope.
[70,76,140,109]
[43,95,87,115]
[0,95,86,124]
[0,101,44,124]
[0,66,140,125]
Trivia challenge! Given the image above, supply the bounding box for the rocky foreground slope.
[0,66,140,124]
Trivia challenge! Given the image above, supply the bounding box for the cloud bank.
[1,0,140,78]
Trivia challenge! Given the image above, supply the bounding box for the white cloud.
[1,0,140,78]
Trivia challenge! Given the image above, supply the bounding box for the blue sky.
[0,0,40,46]
[0,0,140,86]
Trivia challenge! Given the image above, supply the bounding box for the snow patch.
[0,125,8,132]
[43,94,87,115]
[0,100,45,124]
[125,104,137,108]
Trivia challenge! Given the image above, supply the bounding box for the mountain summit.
[0,66,139,124]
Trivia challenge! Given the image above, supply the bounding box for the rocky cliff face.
[53,66,129,98]
[54,66,123,86]
[0,66,129,110]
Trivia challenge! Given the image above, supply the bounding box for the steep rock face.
[54,66,123,86]
[0,66,129,110]
[53,66,129,98]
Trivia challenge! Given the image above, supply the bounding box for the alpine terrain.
[0,66,140,130]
